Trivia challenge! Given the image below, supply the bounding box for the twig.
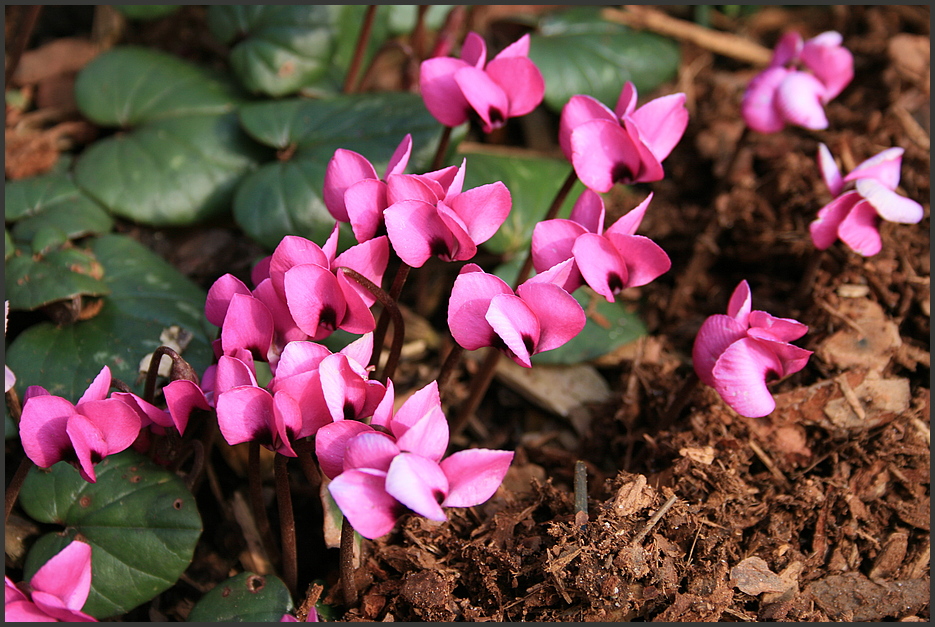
[340,517,359,607]
[748,439,789,486]
[436,344,465,404]
[431,125,453,171]
[573,460,589,529]
[249,441,280,567]
[5,456,32,525]
[630,494,677,545]
[369,262,410,372]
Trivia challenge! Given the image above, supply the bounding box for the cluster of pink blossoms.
[5,540,96,622]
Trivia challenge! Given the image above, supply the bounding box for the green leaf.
[5,234,214,399]
[5,170,113,243]
[5,245,108,311]
[20,450,203,618]
[460,151,585,256]
[187,572,294,622]
[74,112,269,226]
[113,5,180,20]
[75,46,243,127]
[4,229,14,260]
[529,7,681,111]
[207,5,341,97]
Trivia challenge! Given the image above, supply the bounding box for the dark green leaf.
[20,450,202,619]
[187,572,294,622]
[5,246,108,311]
[113,5,180,20]
[5,170,113,243]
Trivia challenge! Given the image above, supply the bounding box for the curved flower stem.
[337,267,404,384]
[249,441,280,567]
[275,453,297,600]
[143,345,199,405]
[5,456,32,525]
[369,261,411,373]
[343,5,378,94]
[431,125,453,171]
[340,517,359,607]
[411,5,430,60]
[293,439,322,495]
[5,387,22,425]
[436,344,465,404]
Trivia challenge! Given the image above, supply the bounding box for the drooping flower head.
[4,540,97,622]
[809,143,925,256]
[420,32,545,133]
[531,189,671,300]
[692,280,812,417]
[559,81,689,192]
[741,31,854,133]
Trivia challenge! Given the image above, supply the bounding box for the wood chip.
[730,556,786,595]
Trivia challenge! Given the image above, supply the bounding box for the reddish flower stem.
[343,5,378,94]
[369,261,410,373]
[275,453,297,600]
[436,343,465,405]
[340,517,359,607]
[248,441,280,567]
[431,125,453,171]
[337,267,404,384]
[5,456,32,525]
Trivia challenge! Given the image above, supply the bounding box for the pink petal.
[77,365,112,405]
[323,149,378,222]
[627,92,689,162]
[275,341,330,378]
[711,337,785,417]
[214,354,258,397]
[447,270,512,351]
[692,314,748,388]
[748,337,813,378]
[516,282,585,353]
[319,354,364,422]
[531,219,587,292]
[270,369,330,437]
[215,386,275,448]
[856,178,924,224]
[837,200,883,256]
[253,278,306,349]
[284,264,347,338]
[205,274,252,328]
[741,66,790,133]
[315,420,374,479]
[622,121,666,183]
[343,431,399,473]
[340,332,374,370]
[369,379,396,429]
[572,233,629,301]
[66,414,108,482]
[605,192,653,237]
[112,392,172,430]
[386,173,445,205]
[486,294,539,367]
[568,188,606,234]
[220,293,273,359]
[3,598,61,622]
[344,179,388,243]
[447,181,511,245]
[29,540,92,611]
[385,453,448,521]
[559,94,616,161]
[6,576,28,604]
[605,232,671,288]
[526,257,578,292]
[800,32,853,102]
[613,81,639,120]
[19,395,76,469]
[726,280,753,324]
[771,31,803,67]
[394,403,449,461]
[492,33,529,60]
[270,236,329,299]
[333,236,389,307]
[570,120,643,192]
[78,398,141,455]
[817,143,844,196]
[334,272,377,336]
[162,379,211,435]
[329,469,402,539]
[453,66,509,133]
[845,147,903,190]
[251,256,271,287]
[384,199,458,267]
[748,311,809,342]
[485,56,545,118]
[775,71,829,130]
[419,57,473,127]
[443,159,467,200]
[809,192,862,250]
[435,203,478,261]
[271,391,302,455]
[322,222,341,266]
[422,165,461,198]
[384,134,412,178]
[441,448,513,507]
[460,31,486,68]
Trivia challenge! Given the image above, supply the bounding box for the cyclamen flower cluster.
[4,540,96,622]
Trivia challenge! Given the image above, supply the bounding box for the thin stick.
[370,262,410,372]
[337,267,404,384]
[630,494,677,545]
[573,460,589,529]
[275,453,297,599]
[340,517,359,607]
[343,6,378,94]
[5,456,32,525]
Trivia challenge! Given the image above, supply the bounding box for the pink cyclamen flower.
[742,31,854,133]
[4,540,97,622]
[531,189,671,301]
[447,262,586,368]
[19,366,142,482]
[809,143,925,256]
[692,281,812,418]
[383,159,511,268]
[316,380,513,539]
[559,81,689,192]
[420,31,545,133]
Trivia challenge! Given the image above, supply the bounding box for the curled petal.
[270,236,329,299]
[206,274,252,328]
[605,192,652,237]
[856,178,924,224]
[284,265,347,339]
[216,386,275,448]
[324,149,378,222]
[748,311,809,342]
[448,181,511,245]
[605,233,671,288]
[384,134,412,178]
[559,95,616,161]
[570,120,643,192]
[485,56,545,118]
[628,92,689,162]
[271,369,330,437]
[531,220,586,292]
[19,395,76,469]
[748,337,813,379]
[711,337,785,417]
[568,188,606,234]
[162,379,211,435]
[453,65,509,133]
[572,233,629,301]
[329,469,402,539]
[809,192,862,250]
[800,32,853,101]
[613,81,639,120]
[441,448,513,507]
[385,453,448,521]
[817,143,844,196]
[384,199,458,267]
[486,294,540,368]
[271,392,302,456]
[774,71,828,130]
[447,270,512,351]
[493,32,529,60]
[845,147,903,190]
[460,31,487,67]
[419,57,472,127]
[315,420,374,479]
[66,414,108,482]
[386,173,445,205]
[29,541,92,612]
[837,200,882,256]
[771,31,803,67]
[221,293,273,359]
[741,66,790,133]
[726,280,753,325]
[344,431,399,473]
[253,279,306,348]
[78,398,141,456]
[344,179,388,243]
[78,365,112,406]
[214,354,258,397]
[692,314,748,388]
[516,282,585,353]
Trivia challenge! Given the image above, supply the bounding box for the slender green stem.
[275,453,297,600]
[343,5,378,94]
[5,456,32,525]
[431,125,453,171]
[370,262,411,372]
[340,517,359,607]
[337,267,404,384]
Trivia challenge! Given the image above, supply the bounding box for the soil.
[5,5,930,622]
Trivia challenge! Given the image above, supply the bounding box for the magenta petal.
[386,173,444,205]
[344,431,400,473]
[214,354,258,397]
[162,380,211,435]
[270,236,329,298]
[369,379,395,429]
[692,314,748,388]
[817,143,844,196]
[252,256,271,287]
[284,264,347,338]
[485,56,545,118]
[447,270,512,351]
[741,66,789,133]
[493,33,529,60]
[384,134,412,178]
[385,453,448,521]
[271,392,301,455]
[448,181,512,245]
[810,192,861,250]
[333,236,389,306]
[606,192,652,237]
[748,311,809,342]
[772,31,803,67]
[605,233,671,288]
[837,200,883,256]
[319,354,359,422]
[206,274,252,327]
[531,219,587,290]
[112,392,172,430]
[340,332,374,370]
[441,448,513,507]
[344,179,387,243]
[253,279,305,349]
[516,282,585,353]
[856,178,924,224]
[568,189,606,234]
[274,340,329,379]
[390,380,441,433]
[329,469,401,540]
[221,293,273,359]
[559,94,617,161]
[750,339,812,378]
[29,540,92,611]
[628,93,688,162]
[454,66,509,133]
[570,120,643,193]
[614,81,639,119]
[78,365,112,405]
[711,338,784,417]
[384,199,455,267]
[315,420,374,480]
[845,147,903,190]
[66,414,108,482]
[775,71,828,130]
[271,369,330,437]
[486,294,539,368]
[800,32,853,102]
[572,233,629,301]
[726,280,753,324]
[19,395,75,469]
[324,149,378,222]
[78,398,141,454]
[435,203,477,261]
[395,403,448,461]
[216,386,274,447]
[460,31,487,67]
[419,57,472,127]
[334,272,377,335]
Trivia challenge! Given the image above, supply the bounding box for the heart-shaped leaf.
[460,150,586,256]
[5,234,214,399]
[207,5,341,97]
[74,112,269,226]
[5,170,113,243]
[187,572,294,622]
[529,7,681,111]
[5,245,108,312]
[20,450,203,619]
[75,46,243,127]
[113,5,180,20]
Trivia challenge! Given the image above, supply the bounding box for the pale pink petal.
[323,149,378,222]
[605,233,671,288]
[275,341,330,378]
[162,379,211,435]
[809,192,862,250]
[711,337,785,417]
[384,199,457,267]
[845,147,903,190]
[572,233,629,302]
[441,448,513,507]
[384,134,412,178]
[692,314,748,388]
[605,192,653,237]
[516,282,585,353]
[800,32,853,101]
[216,386,275,448]
[837,200,883,256]
[220,293,273,359]
[748,311,809,342]
[344,179,387,243]
[460,31,486,68]
[29,540,92,611]
[205,274,252,328]
[559,94,617,161]
[613,81,639,120]
[19,395,76,469]
[726,280,753,324]
[283,264,347,338]
[817,143,844,196]
[395,404,449,461]
[771,31,803,67]
[419,57,473,127]
[78,365,112,405]
[385,453,448,521]
[343,431,399,473]
[568,188,606,234]
[485,56,545,118]
[570,120,643,192]
[486,294,539,368]
[627,92,689,162]
[856,178,924,224]
[775,71,828,130]
[453,65,510,133]
[447,181,511,245]
[369,379,396,429]
[315,420,374,479]
[329,469,402,539]
[340,332,374,370]
[741,66,790,133]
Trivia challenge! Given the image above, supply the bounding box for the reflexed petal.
[19,395,76,469]
[320,354,359,422]
[253,279,305,347]
[771,31,803,67]
[711,338,785,417]
[384,134,412,178]
[436,203,478,261]
[447,270,512,351]
[162,379,211,435]
[531,220,586,291]
[748,337,813,378]
[334,272,377,336]
[572,233,629,301]
[270,236,329,298]
[493,33,529,59]
[322,222,341,265]
[391,380,442,436]
[206,274,252,327]
[343,431,399,472]
[486,294,539,367]
[817,143,844,196]
[605,233,671,288]
[270,369,330,436]
[605,192,652,237]
[748,311,809,342]
[323,149,378,222]
[66,414,108,482]
[334,236,390,307]
[329,468,401,539]
[856,178,924,224]
[251,256,271,287]
[845,147,903,190]
[613,81,638,120]
[78,365,112,405]
[386,173,444,205]
[800,32,853,101]
[692,314,748,388]
[273,339,330,378]
[448,181,511,245]
[559,95,616,161]
[78,398,141,454]
[726,280,752,324]
[775,71,828,130]
[441,448,513,507]
[214,354,258,397]
[395,404,449,461]
[628,93,689,162]
[29,541,92,611]
[384,199,457,267]
[570,120,643,192]
[485,56,545,117]
[340,332,374,370]
[419,57,473,127]
[460,31,486,67]
[526,258,578,293]
[516,282,585,353]
[284,264,347,338]
[315,420,374,479]
[112,392,172,430]
[344,179,387,243]
[568,188,605,234]
[385,453,448,521]
[454,66,510,132]
[621,122,665,183]
[271,392,302,455]
[837,200,882,256]
[741,66,789,133]
[369,379,396,429]
[809,192,861,250]
[221,293,273,358]
[216,386,274,447]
